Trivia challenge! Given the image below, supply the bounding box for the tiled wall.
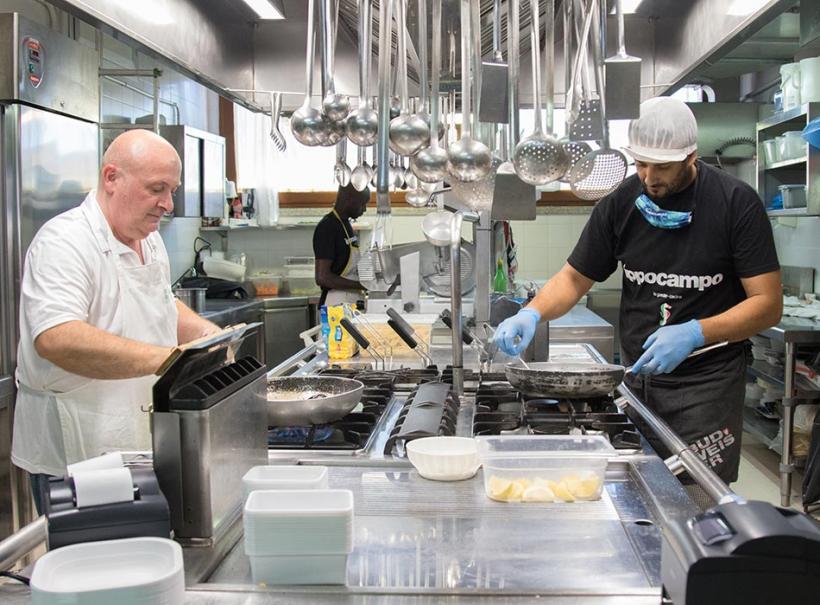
[80,27,221,281]
[771,218,820,292]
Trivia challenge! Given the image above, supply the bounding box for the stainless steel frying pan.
[266,376,364,426]
[505,341,729,398]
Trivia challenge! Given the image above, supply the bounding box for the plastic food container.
[30,537,184,605]
[476,435,614,503]
[249,274,282,297]
[777,131,805,161]
[762,138,779,167]
[406,436,480,481]
[242,465,329,500]
[779,184,807,209]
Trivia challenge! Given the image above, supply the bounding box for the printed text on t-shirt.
[624,266,724,292]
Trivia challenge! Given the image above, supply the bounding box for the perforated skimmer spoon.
[569,0,627,200]
[512,0,568,185]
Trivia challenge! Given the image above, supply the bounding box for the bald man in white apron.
[12,130,219,511]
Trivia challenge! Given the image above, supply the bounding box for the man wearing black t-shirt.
[494,97,782,484]
[313,184,370,307]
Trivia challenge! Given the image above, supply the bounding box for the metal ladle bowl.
[422,209,455,247]
[347,104,379,146]
[412,145,449,183]
[448,137,493,183]
[405,187,430,207]
[323,92,351,123]
[322,116,347,146]
[389,113,429,157]
[291,103,327,147]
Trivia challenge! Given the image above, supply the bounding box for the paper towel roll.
[73,468,134,508]
[66,452,124,477]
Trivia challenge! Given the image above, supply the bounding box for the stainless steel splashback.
[0,13,99,123]
[152,372,268,546]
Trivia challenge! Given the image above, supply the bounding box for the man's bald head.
[100,129,179,186]
[98,129,182,247]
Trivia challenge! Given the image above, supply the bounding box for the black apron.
[623,350,746,484]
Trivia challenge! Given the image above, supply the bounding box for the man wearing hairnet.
[495,97,782,486]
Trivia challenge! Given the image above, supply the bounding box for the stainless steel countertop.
[0,342,697,605]
[761,317,820,343]
[200,296,319,321]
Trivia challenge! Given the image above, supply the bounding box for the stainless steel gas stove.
[265,343,643,465]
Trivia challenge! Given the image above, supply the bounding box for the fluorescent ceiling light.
[727,0,768,16]
[240,0,285,20]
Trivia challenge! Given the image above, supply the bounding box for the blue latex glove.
[493,308,540,356]
[630,319,705,375]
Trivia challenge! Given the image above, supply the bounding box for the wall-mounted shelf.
[756,103,819,217]
[766,208,818,218]
[765,157,806,170]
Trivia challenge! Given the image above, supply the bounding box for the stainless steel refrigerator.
[0,13,99,540]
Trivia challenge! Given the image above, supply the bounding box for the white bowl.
[406,436,480,481]
[242,465,329,500]
[31,537,184,605]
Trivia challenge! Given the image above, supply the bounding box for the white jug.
[799,56,820,104]
[780,62,801,110]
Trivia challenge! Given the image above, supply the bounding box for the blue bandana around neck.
[634,194,693,229]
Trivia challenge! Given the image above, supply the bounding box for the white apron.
[17,223,177,473]
[324,210,362,307]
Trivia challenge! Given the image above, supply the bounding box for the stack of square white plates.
[30,537,184,605]
[241,465,329,501]
[243,489,354,585]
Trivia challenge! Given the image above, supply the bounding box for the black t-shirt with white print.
[313,211,359,307]
[567,161,779,375]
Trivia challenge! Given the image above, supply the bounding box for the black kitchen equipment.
[152,324,268,545]
[44,469,170,550]
[384,382,459,456]
[265,376,365,426]
[661,499,820,604]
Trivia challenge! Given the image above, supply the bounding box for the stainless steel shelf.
[765,157,807,170]
[757,103,819,131]
[747,360,820,400]
[766,208,818,217]
[742,406,779,445]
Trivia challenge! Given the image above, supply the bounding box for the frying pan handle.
[340,318,370,350]
[440,313,474,345]
[386,307,415,336]
[387,318,418,349]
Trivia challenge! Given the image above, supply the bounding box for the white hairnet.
[623,97,698,163]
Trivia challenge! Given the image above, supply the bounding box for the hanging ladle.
[346,0,379,146]
[389,0,429,157]
[291,0,328,146]
[411,0,449,184]
[447,0,492,183]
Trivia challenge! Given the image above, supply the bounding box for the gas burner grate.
[267,384,394,450]
[472,376,641,449]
